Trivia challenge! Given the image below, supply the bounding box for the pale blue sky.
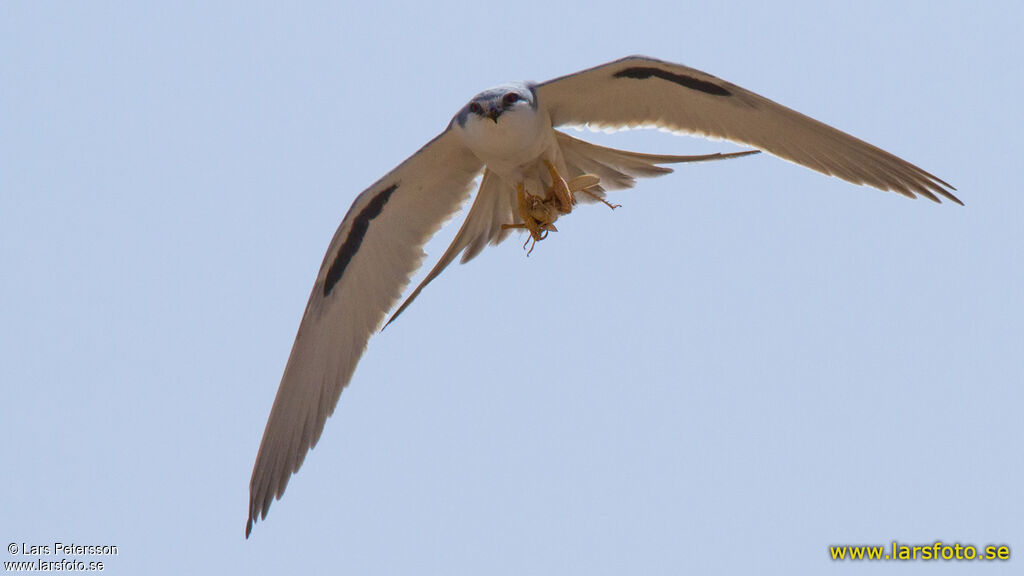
[2,1,1021,574]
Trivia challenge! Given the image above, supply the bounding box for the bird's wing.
[382,168,514,329]
[536,56,959,204]
[554,130,760,193]
[382,134,759,328]
[247,129,483,536]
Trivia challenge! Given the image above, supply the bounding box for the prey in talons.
[502,161,608,255]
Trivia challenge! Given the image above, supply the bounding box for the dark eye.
[469,102,483,114]
[502,93,520,106]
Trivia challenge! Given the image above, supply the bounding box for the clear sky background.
[2,1,1021,574]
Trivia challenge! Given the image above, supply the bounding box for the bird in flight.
[245,56,959,537]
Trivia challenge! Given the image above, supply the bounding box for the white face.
[456,83,536,127]
[454,83,550,164]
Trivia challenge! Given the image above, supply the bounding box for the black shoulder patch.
[323,183,399,297]
[613,66,731,97]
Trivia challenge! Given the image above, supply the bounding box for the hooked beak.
[487,106,502,123]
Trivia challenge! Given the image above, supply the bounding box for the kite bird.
[246,56,959,537]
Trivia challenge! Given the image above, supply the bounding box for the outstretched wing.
[383,134,760,328]
[536,56,959,204]
[247,129,483,537]
[381,169,513,329]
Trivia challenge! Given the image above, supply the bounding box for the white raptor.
[246,56,959,536]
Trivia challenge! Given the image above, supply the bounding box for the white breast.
[456,104,559,192]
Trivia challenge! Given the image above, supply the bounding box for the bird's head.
[455,83,537,128]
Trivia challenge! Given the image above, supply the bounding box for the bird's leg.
[564,174,618,210]
[544,160,576,213]
[577,187,622,211]
[544,164,611,213]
